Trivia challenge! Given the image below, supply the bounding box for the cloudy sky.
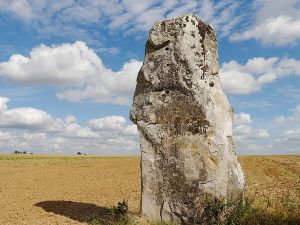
[0,0,299,155]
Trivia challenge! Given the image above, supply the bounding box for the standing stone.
[130,14,245,224]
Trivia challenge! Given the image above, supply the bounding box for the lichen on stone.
[130,14,245,224]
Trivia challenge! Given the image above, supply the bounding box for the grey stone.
[130,14,245,224]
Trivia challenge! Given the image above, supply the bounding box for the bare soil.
[0,156,140,225]
[0,155,299,225]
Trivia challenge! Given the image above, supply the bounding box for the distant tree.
[14,150,18,154]
[23,151,27,154]
[77,152,82,155]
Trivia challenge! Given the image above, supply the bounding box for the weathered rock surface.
[130,14,245,224]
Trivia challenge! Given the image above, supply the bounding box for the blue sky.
[0,0,299,155]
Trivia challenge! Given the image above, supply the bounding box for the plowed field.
[0,155,299,225]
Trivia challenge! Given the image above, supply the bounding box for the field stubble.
[0,155,299,225]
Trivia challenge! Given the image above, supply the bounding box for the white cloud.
[234,112,269,142]
[0,96,139,154]
[258,105,300,154]
[62,122,98,139]
[1,99,300,155]
[88,116,127,131]
[2,42,300,104]
[0,42,142,105]
[274,127,300,154]
[0,131,14,141]
[0,0,242,39]
[96,47,120,55]
[274,105,300,125]
[232,112,279,154]
[0,0,33,20]
[56,59,142,105]
[0,96,60,131]
[282,129,300,140]
[220,69,259,94]
[234,113,252,125]
[231,16,300,46]
[220,57,300,94]
[234,124,270,141]
[88,116,138,136]
[230,0,300,46]
[22,132,46,141]
[279,128,300,152]
[111,0,242,37]
[0,97,97,137]
[6,1,299,48]
[0,41,100,85]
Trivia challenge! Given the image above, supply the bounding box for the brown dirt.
[0,155,299,225]
[0,156,140,225]
[239,155,300,220]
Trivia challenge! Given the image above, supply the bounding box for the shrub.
[88,200,133,225]
[89,196,299,225]
[113,200,129,220]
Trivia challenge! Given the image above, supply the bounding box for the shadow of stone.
[35,200,113,223]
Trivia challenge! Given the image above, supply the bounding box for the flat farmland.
[0,155,299,225]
